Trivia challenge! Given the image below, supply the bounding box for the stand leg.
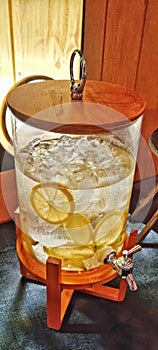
[126,229,138,250]
[46,257,74,330]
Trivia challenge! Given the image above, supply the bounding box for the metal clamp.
[70,49,86,99]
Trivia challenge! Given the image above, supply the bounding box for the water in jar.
[15,133,135,271]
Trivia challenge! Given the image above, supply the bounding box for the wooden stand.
[46,230,137,330]
[15,212,137,330]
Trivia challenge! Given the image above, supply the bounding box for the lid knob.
[70,49,86,99]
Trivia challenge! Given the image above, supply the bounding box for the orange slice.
[30,182,74,224]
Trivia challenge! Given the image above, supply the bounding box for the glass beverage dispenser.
[6,52,145,278]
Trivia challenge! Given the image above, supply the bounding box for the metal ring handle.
[0,75,53,156]
[70,49,86,99]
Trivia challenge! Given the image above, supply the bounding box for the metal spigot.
[104,244,142,291]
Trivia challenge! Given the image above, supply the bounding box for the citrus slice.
[65,213,93,245]
[83,245,114,270]
[94,210,125,245]
[111,232,125,254]
[44,244,94,260]
[44,244,94,271]
[30,182,74,224]
[22,232,37,257]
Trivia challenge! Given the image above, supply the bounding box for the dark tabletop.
[0,220,158,350]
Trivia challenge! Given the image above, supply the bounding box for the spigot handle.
[127,244,142,256]
[104,243,142,292]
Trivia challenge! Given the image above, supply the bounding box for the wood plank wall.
[0,1,14,102]
[83,0,158,181]
[0,0,83,104]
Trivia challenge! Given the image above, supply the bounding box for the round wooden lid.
[7,80,146,134]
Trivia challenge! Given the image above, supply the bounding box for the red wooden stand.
[15,212,137,330]
[46,230,137,330]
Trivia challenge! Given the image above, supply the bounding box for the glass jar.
[7,79,145,272]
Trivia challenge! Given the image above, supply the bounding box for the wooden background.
[83,0,158,180]
[0,0,83,103]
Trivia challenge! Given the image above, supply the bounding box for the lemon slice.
[44,244,94,271]
[44,244,94,260]
[65,213,93,245]
[30,182,74,224]
[94,210,125,245]
[111,232,125,254]
[22,232,37,257]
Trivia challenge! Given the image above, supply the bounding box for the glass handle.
[0,75,53,156]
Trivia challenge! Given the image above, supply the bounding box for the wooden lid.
[7,80,146,134]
